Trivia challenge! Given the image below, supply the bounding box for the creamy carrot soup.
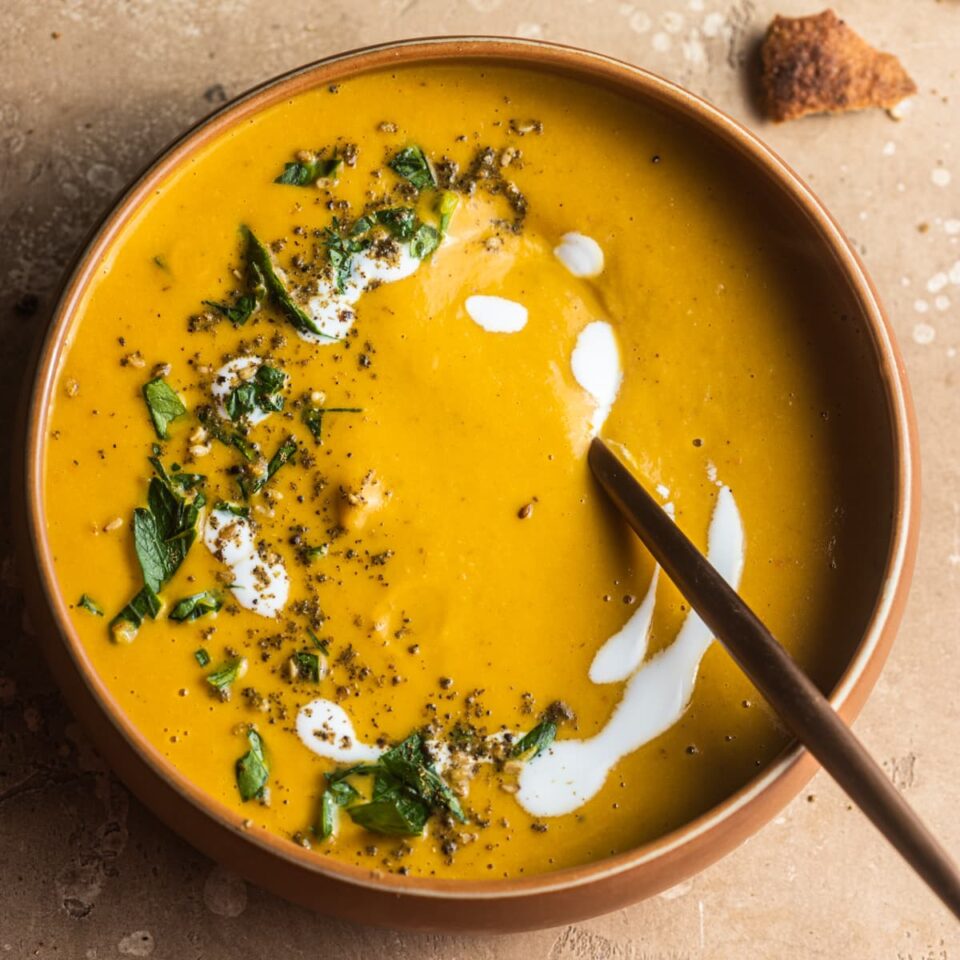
[44,64,892,879]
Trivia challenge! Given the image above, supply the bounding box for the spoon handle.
[588,437,960,920]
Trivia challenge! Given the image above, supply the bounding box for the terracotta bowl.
[15,37,918,932]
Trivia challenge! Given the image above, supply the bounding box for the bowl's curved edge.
[14,36,920,933]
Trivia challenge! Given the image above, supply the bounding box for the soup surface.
[43,63,892,880]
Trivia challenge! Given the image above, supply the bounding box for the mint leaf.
[239,436,296,498]
[275,152,342,186]
[142,378,187,439]
[109,585,161,643]
[132,507,169,593]
[436,191,459,235]
[236,729,268,801]
[225,364,285,422]
[388,145,435,191]
[301,406,362,445]
[198,407,260,463]
[512,720,557,760]
[243,226,332,339]
[316,780,358,840]
[169,590,222,622]
[293,650,320,682]
[322,219,370,295]
[347,795,429,837]
[194,648,211,667]
[77,594,104,616]
[213,500,249,518]
[203,292,258,327]
[409,223,439,259]
[207,657,246,693]
[379,732,465,823]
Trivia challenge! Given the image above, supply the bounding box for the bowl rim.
[22,35,918,903]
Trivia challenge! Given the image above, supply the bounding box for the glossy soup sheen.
[44,64,893,880]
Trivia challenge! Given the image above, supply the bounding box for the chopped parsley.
[275,151,342,186]
[301,406,362,445]
[169,590,222,622]
[142,377,187,439]
[235,728,268,802]
[388,145,436,191]
[77,594,104,617]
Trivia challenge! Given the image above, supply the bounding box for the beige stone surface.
[1,1,958,956]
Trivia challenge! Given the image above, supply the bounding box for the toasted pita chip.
[761,9,916,122]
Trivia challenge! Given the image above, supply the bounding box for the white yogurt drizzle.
[303,244,422,344]
[571,320,623,435]
[554,232,605,278]
[210,356,272,425]
[517,486,745,817]
[202,508,289,618]
[295,699,382,764]
[465,294,529,333]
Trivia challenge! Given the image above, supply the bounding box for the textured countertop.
[1,1,958,956]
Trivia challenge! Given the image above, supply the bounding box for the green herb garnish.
[352,206,418,241]
[77,594,104,617]
[133,461,205,593]
[409,223,440,259]
[301,406,362,445]
[213,500,249,518]
[224,364,286,422]
[324,730,465,840]
[239,436,297,498]
[307,629,330,656]
[388,145,436,191]
[142,377,187,439]
[235,728,268,801]
[194,648,211,667]
[377,732,465,822]
[317,779,359,840]
[511,720,557,761]
[436,190,459,235]
[203,291,259,328]
[242,226,332,339]
[109,584,162,644]
[169,590,222,622]
[322,219,370,295]
[207,656,247,693]
[301,543,329,563]
[198,407,260,463]
[275,151,342,186]
[293,650,321,683]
